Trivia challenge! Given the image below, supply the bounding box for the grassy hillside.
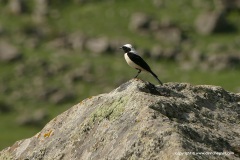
[0,0,240,150]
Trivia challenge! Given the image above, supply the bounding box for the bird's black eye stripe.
[122,46,131,52]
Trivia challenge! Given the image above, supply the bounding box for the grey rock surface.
[0,79,240,160]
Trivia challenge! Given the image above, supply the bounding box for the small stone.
[33,0,49,23]
[150,46,163,59]
[16,109,48,126]
[0,41,22,62]
[85,37,111,54]
[8,0,27,14]
[155,26,183,44]
[152,0,164,8]
[205,54,240,70]
[189,49,205,62]
[49,91,75,104]
[150,47,179,60]
[68,32,87,51]
[47,36,69,49]
[129,12,152,31]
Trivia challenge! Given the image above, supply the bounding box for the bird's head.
[119,44,134,53]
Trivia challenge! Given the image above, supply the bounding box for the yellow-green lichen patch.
[74,96,129,138]
[89,96,128,124]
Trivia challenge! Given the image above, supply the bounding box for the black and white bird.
[120,44,163,85]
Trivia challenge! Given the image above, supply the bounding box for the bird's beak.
[119,47,123,49]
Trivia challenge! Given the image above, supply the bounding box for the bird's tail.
[150,71,163,85]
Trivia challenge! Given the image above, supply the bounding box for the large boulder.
[0,79,239,159]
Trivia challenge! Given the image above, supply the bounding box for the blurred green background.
[0,0,240,150]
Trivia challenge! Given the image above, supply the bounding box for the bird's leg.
[134,69,141,78]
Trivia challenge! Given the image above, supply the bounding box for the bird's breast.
[124,53,145,71]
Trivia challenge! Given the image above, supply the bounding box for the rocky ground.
[0,79,239,160]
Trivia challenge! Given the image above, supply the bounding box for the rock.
[136,47,151,57]
[208,43,228,53]
[48,32,87,51]
[47,60,70,76]
[38,87,58,101]
[33,0,49,23]
[129,12,152,32]
[85,37,111,55]
[152,0,164,8]
[149,20,160,31]
[189,49,205,62]
[179,50,206,70]
[150,46,179,60]
[49,91,75,104]
[0,41,22,62]
[68,32,87,51]
[16,109,48,126]
[109,39,127,53]
[47,36,70,50]
[1,79,240,159]
[195,11,230,35]
[65,63,93,84]
[155,25,183,44]
[8,0,27,15]
[150,45,164,59]
[204,54,240,70]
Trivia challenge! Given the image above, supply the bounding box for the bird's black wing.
[127,52,151,72]
[127,51,163,85]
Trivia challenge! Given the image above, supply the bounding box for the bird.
[119,44,163,85]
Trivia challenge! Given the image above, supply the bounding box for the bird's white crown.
[123,44,133,49]
[123,43,138,54]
